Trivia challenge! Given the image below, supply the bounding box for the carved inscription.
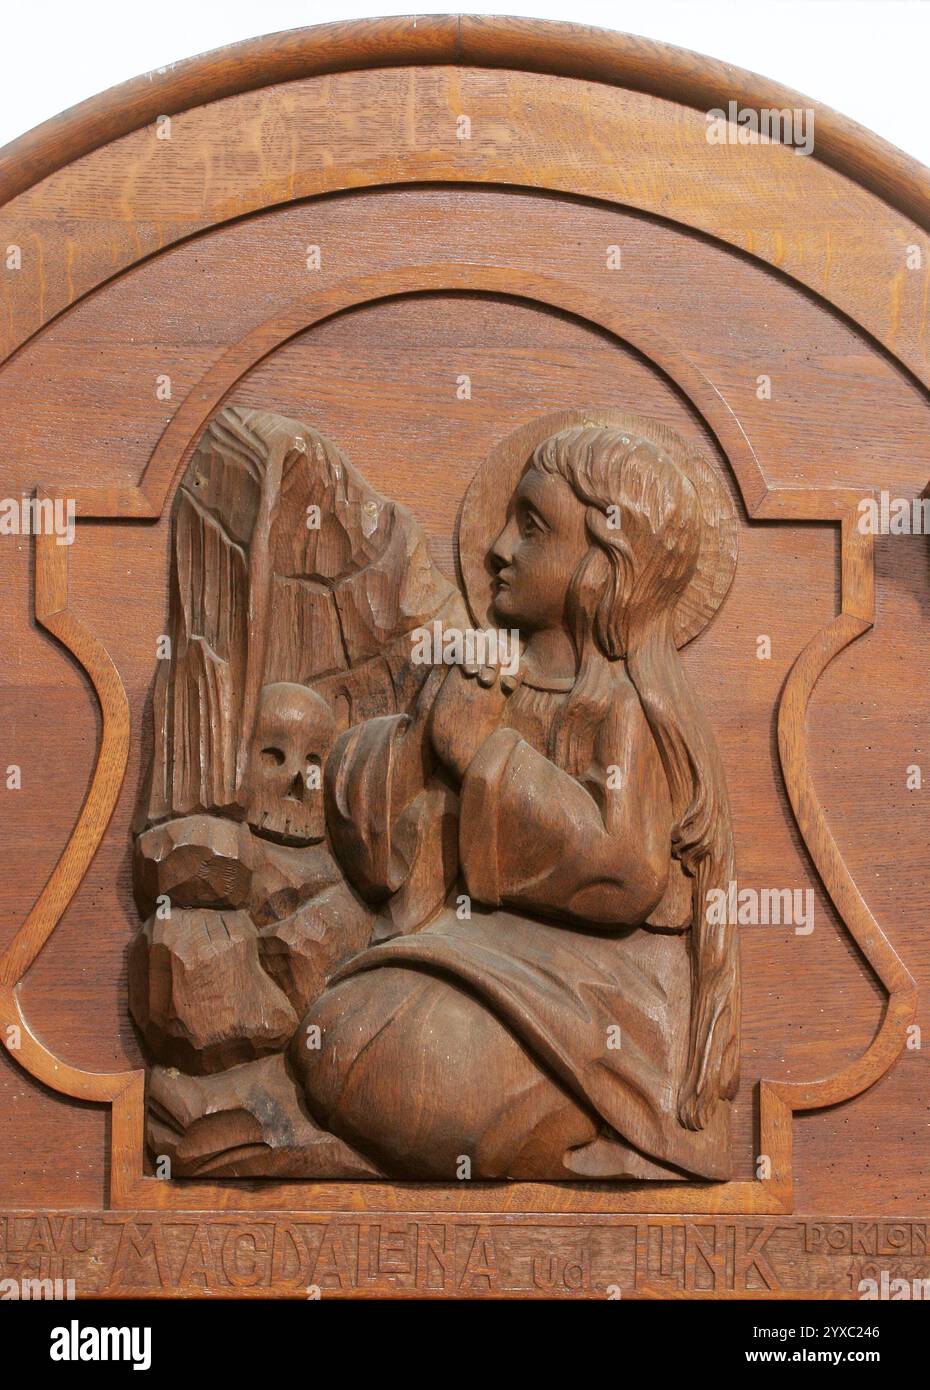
[4,1215,929,1298]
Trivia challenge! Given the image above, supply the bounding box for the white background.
[1,0,929,166]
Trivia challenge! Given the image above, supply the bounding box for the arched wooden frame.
[0,18,922,1215]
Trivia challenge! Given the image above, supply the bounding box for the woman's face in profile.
[489,466,590,634]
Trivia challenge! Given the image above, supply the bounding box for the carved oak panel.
[1,16,929,1301]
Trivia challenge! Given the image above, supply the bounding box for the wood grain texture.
[2,272,911,1216]
[2,66,929,386]
[1,16,927,226]
[0,18,928,1295]
[133,402,742,1182]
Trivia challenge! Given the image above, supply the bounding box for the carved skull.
[246,683,336,845]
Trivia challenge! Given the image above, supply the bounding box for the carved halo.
[458,408,739,647]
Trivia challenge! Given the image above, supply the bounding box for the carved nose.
[285,772,304,803]
[490,520,515,569]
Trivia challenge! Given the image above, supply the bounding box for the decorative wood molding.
[2,24,928,390]
[1,261,916,1215]
[2,22,926,1300]
[1,16,927,228]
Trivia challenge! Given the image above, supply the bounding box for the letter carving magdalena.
[130,404,740,1181]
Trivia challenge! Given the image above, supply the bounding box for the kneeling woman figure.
[292,423,739,1182]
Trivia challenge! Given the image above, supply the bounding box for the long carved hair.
[532,425,739,1131]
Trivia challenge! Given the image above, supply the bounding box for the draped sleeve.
[323,667,458,936]
[324,713,413,901]
[458,681,674,928]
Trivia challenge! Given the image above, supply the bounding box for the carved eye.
[519,503,549,539]
[261,747,286,767]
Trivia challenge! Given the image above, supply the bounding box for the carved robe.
[297,666,732,1181]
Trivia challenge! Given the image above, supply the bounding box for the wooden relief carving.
[131,405,466,1175]
[130,404,740,1182]
[4,15,930,1310]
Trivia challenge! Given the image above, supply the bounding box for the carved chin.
[491,586,519,622]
